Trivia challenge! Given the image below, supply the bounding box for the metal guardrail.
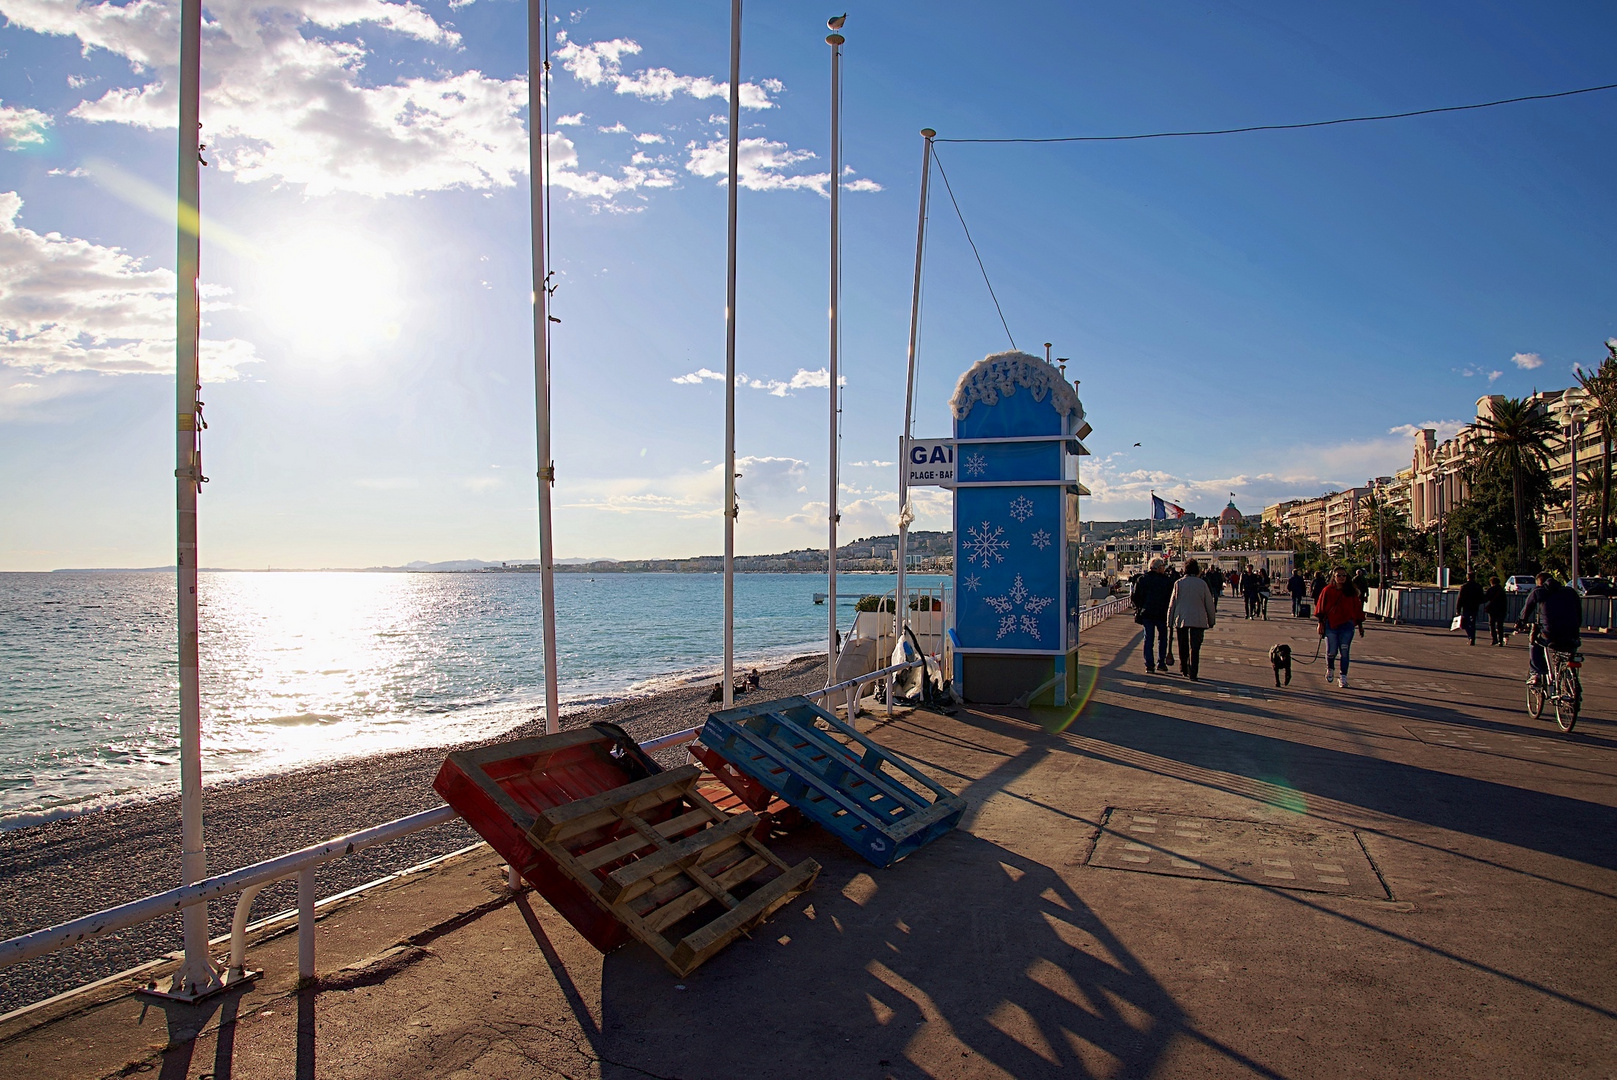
[1080,595,1130,631]
[0,663,924,998]
[1367,586,1616,631]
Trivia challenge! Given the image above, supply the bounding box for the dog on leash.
[1269,643,1293,687]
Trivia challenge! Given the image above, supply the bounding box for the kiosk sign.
[904,438,955,488]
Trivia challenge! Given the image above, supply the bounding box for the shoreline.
[0,654,829,1014]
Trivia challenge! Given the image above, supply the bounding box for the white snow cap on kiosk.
[949,350,1084,421]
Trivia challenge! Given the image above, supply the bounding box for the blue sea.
[0,570,947,828]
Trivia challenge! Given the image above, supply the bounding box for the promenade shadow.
[594,830,1271,1080]
[1071,697,1617,872]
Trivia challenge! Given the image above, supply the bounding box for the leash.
[1289,636,1328,666]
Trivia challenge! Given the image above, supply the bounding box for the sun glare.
[256,231,404,358]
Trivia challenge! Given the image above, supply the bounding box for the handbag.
[1449,614,1464,631]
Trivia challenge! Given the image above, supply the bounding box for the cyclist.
[1517,571,1581,686]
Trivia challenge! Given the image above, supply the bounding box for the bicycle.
[1517,626,1583,733]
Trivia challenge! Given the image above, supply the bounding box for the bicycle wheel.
[1554,668,1580,733]
[1526,678,1546,719]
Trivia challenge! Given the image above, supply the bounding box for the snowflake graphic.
[983,574,1055,642]
[1030,529,1051,550]
[963,574,982,592]
[964,521,1008,567]
[1008,495,1035,522]
[964,452,988,478]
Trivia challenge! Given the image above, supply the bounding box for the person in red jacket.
[1316,567,1366,687]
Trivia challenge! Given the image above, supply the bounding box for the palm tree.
[1575,342,1617,545]
[1469,396,1559,571]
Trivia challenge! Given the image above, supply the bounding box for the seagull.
[1133,442,1141,447]
[827,13,847,29]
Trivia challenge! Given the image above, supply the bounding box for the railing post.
[297,867,316,983]
[227,883,266,981]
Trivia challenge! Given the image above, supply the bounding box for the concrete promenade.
[2,609,1614,1078]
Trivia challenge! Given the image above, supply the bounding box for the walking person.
[1316,567,1366,688]
[1288,569,1306,617]
[1168,558,1217,682]
[1131,557,1173,674]
[1456,572,1485,646]
[1242,569,1264,619]
[1310,570,1327,603]
[1206,565,1225,610]
[1484,575,1508,646]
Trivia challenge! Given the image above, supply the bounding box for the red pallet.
[435,723,817,972]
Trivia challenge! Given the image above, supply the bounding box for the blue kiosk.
[950,351,1089,705]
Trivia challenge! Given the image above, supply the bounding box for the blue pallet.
[699,696,966,867]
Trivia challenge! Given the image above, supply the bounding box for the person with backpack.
[1130,557,1174,673]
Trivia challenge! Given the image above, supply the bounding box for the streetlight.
[1557,388,1587,588]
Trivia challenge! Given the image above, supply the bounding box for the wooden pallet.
[527,764,819,975]
[700,696,966,868]
[434,724,817,970]
[690,742,805,833]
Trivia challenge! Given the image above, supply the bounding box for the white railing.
[1080,595,1130,631]
[0,668,919,1000]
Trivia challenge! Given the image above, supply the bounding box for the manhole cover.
[1088,809,1387,898]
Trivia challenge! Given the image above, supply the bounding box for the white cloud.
[633,132,665,144]
[0,100,51,148]
[0,0,534,197]
[554,32,779,109]
[1487,369,1503,384]
[685,137,880,196]
[555,112,586,126]
[598,122,630,134]
[745,368,847,396]
[848,460,894,468]
[0,191,258,379]
[1388,419,1467,441]
[671,367,725,384]
[1512,351,1544,370]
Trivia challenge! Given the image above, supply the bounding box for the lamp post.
[1558,389,1587,587]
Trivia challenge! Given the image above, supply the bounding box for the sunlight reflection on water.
[0,570,947,825]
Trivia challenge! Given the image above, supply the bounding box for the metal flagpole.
[896,128,934,644]
[529,0,560,734]
[825,20,844,680]
[722,0,741,710]
[167,0,224,1001]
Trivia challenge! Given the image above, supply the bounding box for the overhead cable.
[935,81,1617,144]
[932,150,1016,352]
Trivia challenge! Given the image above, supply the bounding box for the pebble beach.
[0,655,828,1015]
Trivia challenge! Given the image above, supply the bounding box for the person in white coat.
[1167,558,1218,681]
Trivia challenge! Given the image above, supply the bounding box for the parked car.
[1503,575,1537,593]
[1573,577,1613,596]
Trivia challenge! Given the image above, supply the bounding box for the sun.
[255,231,403,358]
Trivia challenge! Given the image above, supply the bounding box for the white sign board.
[904,437,955,488]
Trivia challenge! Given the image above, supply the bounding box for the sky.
[1,1,1615,570]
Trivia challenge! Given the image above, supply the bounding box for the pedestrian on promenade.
[1288,569,1307,616]
[1311,570,1327,602]
[1131,557,1174,674]
[1206,565,1226,610]
[1484,575,1508,646]
[1316,567,1365,688]
[1229,568,1242,604]
[1352,568,1370,601]
[1456,572,1485,646]
[1168,558,1217,681]
[1242,569,1264,619]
